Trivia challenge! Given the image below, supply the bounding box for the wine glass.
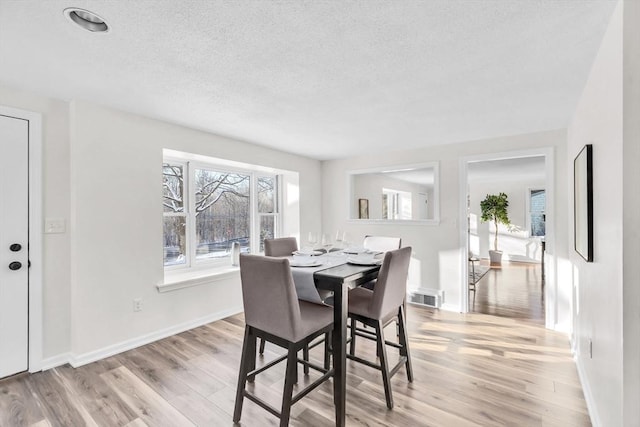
[341,232,351,249]
[335,230,344,250]
[321,233,333,254]
[307,232,318,250]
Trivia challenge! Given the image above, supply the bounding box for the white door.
[0,114,29,378]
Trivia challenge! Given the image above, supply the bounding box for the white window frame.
[256,174,281,252]
[163,157,281,273]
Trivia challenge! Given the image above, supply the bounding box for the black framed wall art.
[574,144,593,262]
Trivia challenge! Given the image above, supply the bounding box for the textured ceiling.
[0,1,618,160]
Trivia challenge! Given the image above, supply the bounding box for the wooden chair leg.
[376,320,393,409]
[233,326,255,422]
[247,332,257,383]
[398,305,413,383]
[303,345,310,375]
[349,318,357,356]
[280,345,298,427]
[324,332,331,370]
[396,297,407,337]
[259,338,266,355]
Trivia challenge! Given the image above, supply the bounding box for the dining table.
[288,251,381,427]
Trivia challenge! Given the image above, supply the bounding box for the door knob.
[9,262,22,271]
[10,243,22,252]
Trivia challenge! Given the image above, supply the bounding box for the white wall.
[0,85,71,361]
[622,1,640,424]
[469,179,545,262]
[567,2,623,425]
[322,129,567,312]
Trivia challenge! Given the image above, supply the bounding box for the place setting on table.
[287,231,383,304]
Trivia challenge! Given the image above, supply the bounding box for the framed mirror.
[347,162,439,224]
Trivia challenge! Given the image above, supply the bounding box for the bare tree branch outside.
[163,163,276,265]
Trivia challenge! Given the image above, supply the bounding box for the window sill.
[158,266,240,293]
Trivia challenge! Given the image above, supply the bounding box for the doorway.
[459,148,556,329]
[0,106,43,378]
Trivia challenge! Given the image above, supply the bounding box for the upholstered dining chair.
[264,237,298,257]
[260,237,300,356]
[362,235,402,253]
[360,235,402,291]
[347,246,413,410]
[234,254,334,427]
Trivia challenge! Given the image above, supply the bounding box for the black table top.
[314,263,380,286]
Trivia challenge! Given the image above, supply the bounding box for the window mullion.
[250,172,258,253]
[188,162,196,267]
[276,176,282,239]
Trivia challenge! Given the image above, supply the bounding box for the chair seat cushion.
[348,287,397,323]
[291,301,334,342]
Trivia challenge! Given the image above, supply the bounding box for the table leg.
[332,282,348,427]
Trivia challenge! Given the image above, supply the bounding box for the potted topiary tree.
[480,192,511,265]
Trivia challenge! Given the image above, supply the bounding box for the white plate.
[292,250,323,256]
[346,257,382,266]
[290,260,323,267]
[342,247,368,254]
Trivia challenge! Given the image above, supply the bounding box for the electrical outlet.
[133,298,143,312]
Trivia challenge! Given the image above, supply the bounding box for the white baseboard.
[575,356,599,427]
[440,303,460,312]
[40,306,243,370]
[39,353,72,371]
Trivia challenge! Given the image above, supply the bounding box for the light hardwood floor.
[1,263,589,426]
[470,260,545,323]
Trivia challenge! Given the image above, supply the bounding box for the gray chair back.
[370,247,412,320]
[239,254,302,341]
[264,237,298,257]
[363,235,402,253]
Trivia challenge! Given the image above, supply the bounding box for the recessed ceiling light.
[64,8,109,33]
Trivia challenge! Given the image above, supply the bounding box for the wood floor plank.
[142,341,227,396]
[25,370,97,427]
[53,363,137,426]
[100,366,195,427]
[123,418,148,427]
[206,384,280,426]
[0,373,46,427]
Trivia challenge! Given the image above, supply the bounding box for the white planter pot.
[489,250,503,265]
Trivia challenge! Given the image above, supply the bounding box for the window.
[529,189,546,237]
[163,163,186,266]
[163,159,280,270]
[257,176,278,252]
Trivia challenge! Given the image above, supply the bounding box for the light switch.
[44,218,66,234]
